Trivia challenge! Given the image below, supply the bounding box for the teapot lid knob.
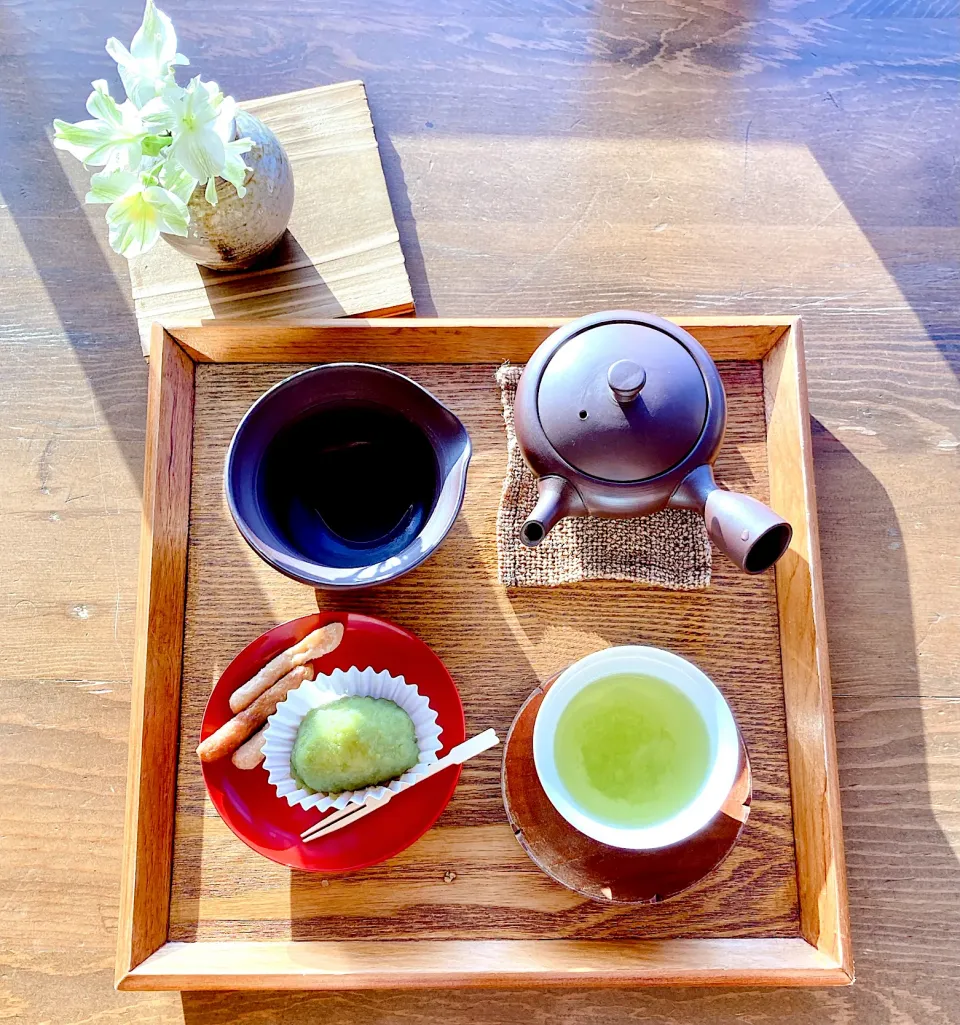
[607,359,646,404]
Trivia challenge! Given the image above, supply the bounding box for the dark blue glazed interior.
[258,403,439,568]
[226,364,471,589]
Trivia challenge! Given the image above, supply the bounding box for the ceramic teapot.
[513,311,792,574]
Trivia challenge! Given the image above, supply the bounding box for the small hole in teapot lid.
[536,321,709,482]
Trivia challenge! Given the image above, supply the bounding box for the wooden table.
[1,2,956,1023]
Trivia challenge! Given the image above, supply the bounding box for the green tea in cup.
[553,672,711,828]
[532,646,739,850]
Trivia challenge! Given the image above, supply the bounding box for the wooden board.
[116,317,851,990]
[129,82,414,356]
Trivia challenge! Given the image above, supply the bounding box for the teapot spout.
[521,476,586,547]
[671,465,792,574]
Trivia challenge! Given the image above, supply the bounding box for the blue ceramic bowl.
[225,363,471,589]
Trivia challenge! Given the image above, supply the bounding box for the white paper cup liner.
[262,666,443,812]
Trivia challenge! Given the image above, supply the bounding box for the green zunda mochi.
[291,695,419,794]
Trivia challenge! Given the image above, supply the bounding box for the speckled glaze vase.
[161,109,294,271]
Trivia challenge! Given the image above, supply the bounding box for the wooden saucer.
[502,675,752,904]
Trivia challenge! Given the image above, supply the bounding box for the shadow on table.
[0,21,147,490]
[197,231,346,321]
[810,421,960,1002]
[376,128,436,316]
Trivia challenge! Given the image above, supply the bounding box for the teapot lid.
[535,319,708,482]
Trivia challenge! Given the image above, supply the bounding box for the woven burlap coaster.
[495,365,711,589]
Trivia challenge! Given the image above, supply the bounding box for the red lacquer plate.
[199,612,466,873]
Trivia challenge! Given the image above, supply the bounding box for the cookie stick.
[198,663,315,763]
[231,726,267,770]
[229,622,344,713]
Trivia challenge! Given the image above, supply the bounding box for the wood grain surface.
[166,316,789,363]
[1,0,958,1020]
[122,937,843,991]
[130,82,415,355]
[169,357,798,944]
[117,329,195,979]
[765,323,851,972]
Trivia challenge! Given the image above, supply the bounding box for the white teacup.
[533,646,740,851]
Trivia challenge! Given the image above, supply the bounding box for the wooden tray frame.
[116,317,851,991]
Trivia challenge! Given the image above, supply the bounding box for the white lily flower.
[106,0,188,107]
[204,137,253,206]
[106,181,190,259]
[142,77,224,183]
[201,93,252,205]
[53,80,147,169]
[55,0,259,257]
[85,167,142,204]
[221,137,253,195]
[159,160,199,204]
[215,94,236,142]
[83,165,189,257]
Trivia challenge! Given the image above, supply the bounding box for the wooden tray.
[117,317,852,991]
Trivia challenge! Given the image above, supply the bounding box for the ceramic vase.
[161,109,294,270]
